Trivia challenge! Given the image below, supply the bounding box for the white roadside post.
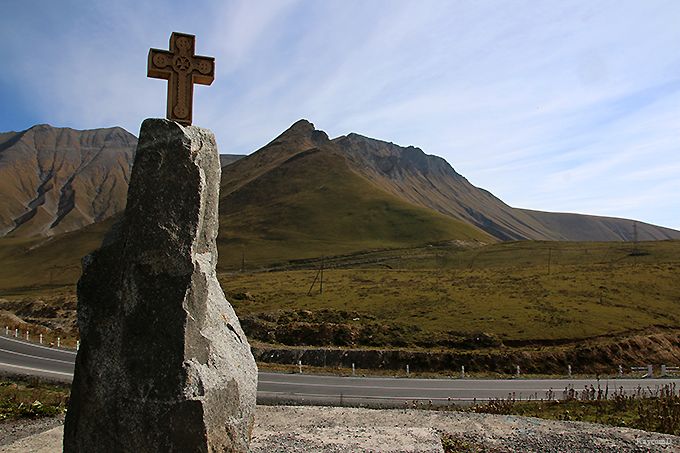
[352,363,355,376]
[298,360,302,374]
[39,334,43,344]
[76,340,80,351]
[26,331,29,341]
[57,337,61,348]
[619,365,623,377]
[461,365,465,379]
[516,365,520,377]
[4,326,8,335]
[406,364,410,376]
[568,364,572,377]
[14,328,18,338]
[663,365,680,376]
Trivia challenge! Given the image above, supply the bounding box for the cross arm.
[148,49,174,80]
[191,55,215,86]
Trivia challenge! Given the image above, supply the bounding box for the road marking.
[0,362,73,377]
[257,391,493,401]
[258,380,559,392]
[0,347,75,364]
[0,335,77,355]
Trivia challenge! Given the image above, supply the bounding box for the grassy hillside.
[220,240,680,344]
[0,218,116,294]
[0,148,492,292]
[0,230,678,365]
[217,147,491,270]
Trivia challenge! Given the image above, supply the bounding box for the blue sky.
[2,0,679,230]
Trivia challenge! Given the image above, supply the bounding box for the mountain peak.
[29,123,55,130]
[270,119,329,148]
[289,119,315,132]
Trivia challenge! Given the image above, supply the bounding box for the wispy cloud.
[1,0,679,229]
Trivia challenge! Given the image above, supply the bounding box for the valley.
[1,121,679,374]
[1,238,678,374]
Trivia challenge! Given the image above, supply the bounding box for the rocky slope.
[0,124,246,239]
[0,125,136,237]
[219,154,245,167]
[333,132,680,241]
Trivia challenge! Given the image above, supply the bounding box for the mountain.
[0,125,136,237]
[219,154,245,167]
[0,123,247,239]
[333,133,680,241]
[0,120,492,290]
[0,120,677,244]
[216,120,492,268]
[515,209,680,241]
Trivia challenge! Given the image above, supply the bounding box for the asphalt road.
[2,335,678,406]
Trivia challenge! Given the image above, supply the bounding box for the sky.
[1,0,679,230]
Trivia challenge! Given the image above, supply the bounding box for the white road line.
[0,347,75,364]
[257,391,493,401]
[0,335,77,355]
[0,362,73,377]
[258,380,557,392]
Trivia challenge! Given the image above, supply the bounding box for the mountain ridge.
[332,130,680,241]
[0,124,136,237]
[0,120,678,243]
[215,119,492,269]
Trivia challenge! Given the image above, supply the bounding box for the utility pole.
[632,222,639,262]
[319,255,324,294]
[628,221,641,265]
[307,256,325,296]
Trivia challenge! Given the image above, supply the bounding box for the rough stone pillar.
[64,119,257,452]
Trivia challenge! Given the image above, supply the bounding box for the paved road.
[0,335,75,380]
[2,335,678,406]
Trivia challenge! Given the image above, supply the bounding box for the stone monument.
[63,33,257,452]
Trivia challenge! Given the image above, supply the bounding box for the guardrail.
[661,365,680,377]
[2,325,78,351]
[2,327,679,380]
[630,365,654,378]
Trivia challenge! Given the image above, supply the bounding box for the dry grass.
[1,239,678,351]
[222,241,680,343]
[0,379,69,420]
[465,383,680,436]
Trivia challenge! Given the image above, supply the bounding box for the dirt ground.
[2,406,679,452]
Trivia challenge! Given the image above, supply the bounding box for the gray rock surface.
[63,119,257,452]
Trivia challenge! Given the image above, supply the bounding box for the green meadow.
[1,225,678,348]
[220,240,680,344]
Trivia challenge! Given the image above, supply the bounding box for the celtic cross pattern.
[147,32,215,125]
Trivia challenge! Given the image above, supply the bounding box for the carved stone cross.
[148,32,215,125]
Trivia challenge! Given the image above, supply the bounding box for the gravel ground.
[1,407,678,452]
[0,415,64,446]
[252,406,679,452]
